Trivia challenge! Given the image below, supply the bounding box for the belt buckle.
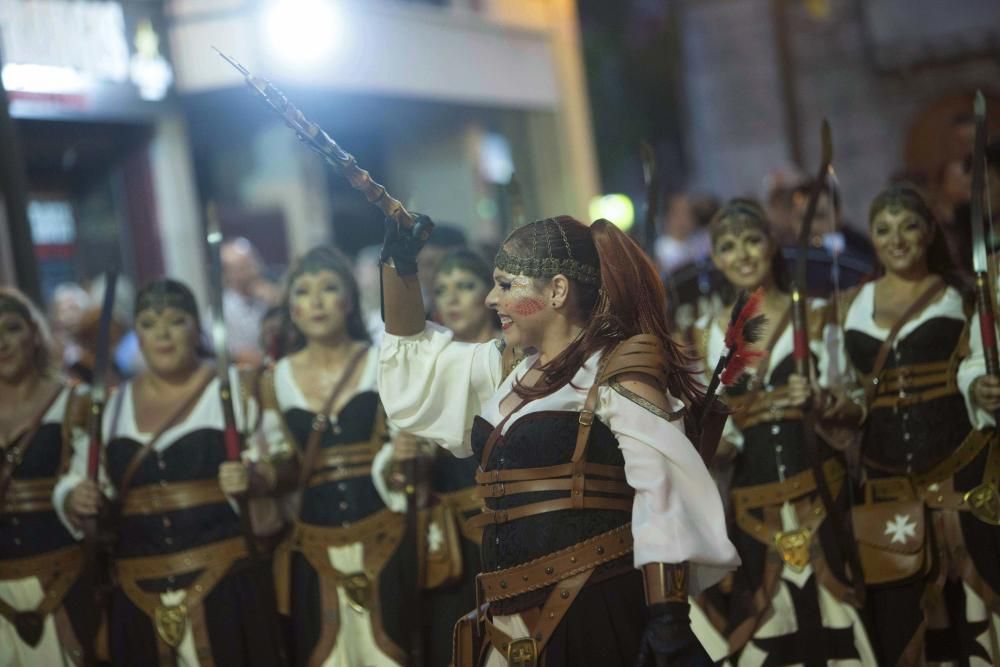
[343,572,373,613]
[965,482,1000,526]
[507,637,538,667]
[154,601,189,648]
[578,410,594,426]
[773,527,812,572]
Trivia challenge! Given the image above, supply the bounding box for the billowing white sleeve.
[958,311,994,429]
[378,322,503,457]
[599,387,740,595]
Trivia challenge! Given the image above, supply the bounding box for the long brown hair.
[277,246,370,358]
[502,217,704,410]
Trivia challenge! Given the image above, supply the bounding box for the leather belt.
[0,546,84,646]
[478,525,634,666]
[474,462,626,484]
[729,386,805,432]
[116,537,248,650]
[283,509,404,611]
[2,477,56,514]
[122,479,228,516]
[477,523,633,603]
[732,458,844,512]
[868,360,959,410]
[306,442,381,489]
[732,459,845,572]
[468,496,632,529]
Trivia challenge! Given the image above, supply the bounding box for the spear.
[215,49,432,239]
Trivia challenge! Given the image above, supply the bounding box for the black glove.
[380,214,433,276]
[636,602,713,667]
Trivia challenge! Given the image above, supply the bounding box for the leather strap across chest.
[0,385,65,511]
[469,338,668,531]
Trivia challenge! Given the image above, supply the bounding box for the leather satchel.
[420,499,464,590]
[851,477,930,586]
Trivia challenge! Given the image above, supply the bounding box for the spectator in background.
[48,282,90,375]
[654,193,715,276]
[221,237,281,366]
[790,179,875,265]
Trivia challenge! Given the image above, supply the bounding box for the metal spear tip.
[820,118,833,165]
[974,90,986,118]
[212,46,250,76]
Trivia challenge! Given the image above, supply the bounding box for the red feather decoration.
[720,288,766,386]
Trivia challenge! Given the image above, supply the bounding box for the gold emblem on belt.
[774,528,812,572]
[342,572,372,613]
[965,483,1000,525]
[507,637,538,667]
[154,602,188,648]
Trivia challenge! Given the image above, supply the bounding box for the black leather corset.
[282,391,388,526]
[471,411,630,572]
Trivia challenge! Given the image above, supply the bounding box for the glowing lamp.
[262,0,344,67]
[589,194,635,231]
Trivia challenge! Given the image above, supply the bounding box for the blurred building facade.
[677,0,1000,226]
[1,0,601,307]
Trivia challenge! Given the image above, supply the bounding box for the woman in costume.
[379,214,739,666]
[691,200,874,665]
[0,288,97,665]
[832,185,997,664]
[57,278,284,666]
[259,246,407,666]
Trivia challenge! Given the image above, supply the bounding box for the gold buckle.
[154,602,188,648]
[507,637,538,667]
[578,410,594,426]
[342,572,373,613]
[965,483,1000,526]
[774,528,812,572]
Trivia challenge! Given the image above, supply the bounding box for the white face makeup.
[485,271,551,349]
[433,268,493,341]
[288,270,351,343]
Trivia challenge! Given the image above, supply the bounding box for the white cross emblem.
[884,514,917,544]
[427,521,444,553]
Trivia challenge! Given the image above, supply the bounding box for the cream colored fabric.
[0,577,77,667]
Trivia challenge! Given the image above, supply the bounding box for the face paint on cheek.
[512,297,546,317]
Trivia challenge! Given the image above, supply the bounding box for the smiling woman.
[0,288,97,665]
[838,186,1000,665]
[688,200,876,665]
[379,214,739,667]
[56,278,286,666]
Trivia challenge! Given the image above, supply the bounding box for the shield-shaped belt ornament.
[343,572,372,613]
[965,483,1000,525]
[774,528,812,572]
[155,602,188,648]
[14,611,44,646]
[507,637,538,667]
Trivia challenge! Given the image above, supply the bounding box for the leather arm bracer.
[642,562,689,605]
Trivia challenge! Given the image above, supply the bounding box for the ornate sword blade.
[971,91,988,274]
[92,269,118,401]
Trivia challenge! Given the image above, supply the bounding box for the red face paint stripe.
[512,298,546,317]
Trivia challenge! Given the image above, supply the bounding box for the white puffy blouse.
[378,322,739,595]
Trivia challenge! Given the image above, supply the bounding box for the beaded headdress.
[708,200,773,244]
[134,279,199,321]
[494,218,601,286]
